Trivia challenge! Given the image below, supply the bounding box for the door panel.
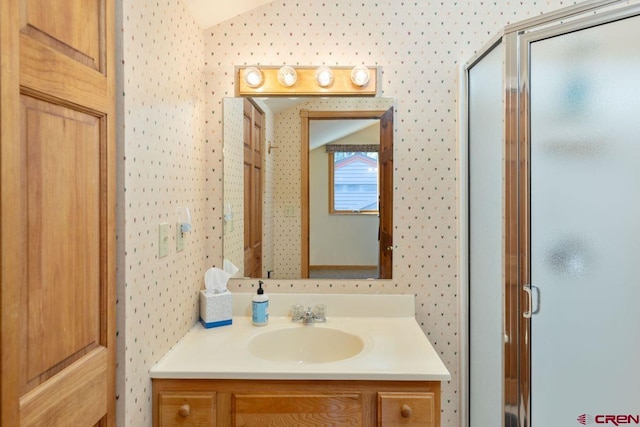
[252,109,263,277]
[378,107,393,279]
[21,0,102,70]
[1,0,116,425]
[529,14,640,425]
[243,103,253,275]
[24,95,102,390]
[243,100,263,278]
[20,349,107,426]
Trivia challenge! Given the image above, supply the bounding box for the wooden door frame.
[1,0,23,423]
[300,109,392,278]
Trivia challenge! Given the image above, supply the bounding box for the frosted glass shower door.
[529,14,640,426]
[468,43,503,427]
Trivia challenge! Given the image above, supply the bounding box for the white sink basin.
[248,326,365,364]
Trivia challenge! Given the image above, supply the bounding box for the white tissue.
[204,260,239,294]
[204,268,230,294]
[223,258,239,277]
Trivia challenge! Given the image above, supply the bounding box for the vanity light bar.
[236,66,377,96]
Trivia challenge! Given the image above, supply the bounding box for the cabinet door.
[233,393,362,426]
[159,393,216,427]
[378,392,436,427]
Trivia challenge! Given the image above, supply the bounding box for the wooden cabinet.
[378,392,437,427]
[158,392,216,426]
[234,393,361,426]
[153,379,440,427]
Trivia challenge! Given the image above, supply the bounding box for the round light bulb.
[277,65,297,87]
[351,65,370,87]
[243,67,263,88]
[315,66,334,88]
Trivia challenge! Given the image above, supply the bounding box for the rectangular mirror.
[223,97,394,280]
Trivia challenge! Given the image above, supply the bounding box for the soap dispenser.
[252,281,269,326]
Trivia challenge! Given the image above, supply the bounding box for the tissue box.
[199,290,233,328]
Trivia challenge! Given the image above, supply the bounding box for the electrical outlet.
[158,223,170,257]
[176,222,185,252]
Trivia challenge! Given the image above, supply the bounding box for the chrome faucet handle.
[291,303,327,323]
[313,304,327,322]
[291,304,304,322]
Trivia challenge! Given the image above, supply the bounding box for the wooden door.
[243,100,263,278]
[1,0,116,426]
[378,107,393,279]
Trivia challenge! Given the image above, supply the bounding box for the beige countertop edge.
[151,314,451,382]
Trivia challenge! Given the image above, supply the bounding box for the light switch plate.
[176,222,185,252]
[159,223,169,257]
[284,205,296,217]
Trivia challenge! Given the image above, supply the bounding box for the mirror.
[223,97,394,279]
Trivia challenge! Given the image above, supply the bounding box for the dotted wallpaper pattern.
[116,1,579,427]
[221,98,245,273]
[203,2,573,427]
[118,1,208,426]
[261,101,277,277]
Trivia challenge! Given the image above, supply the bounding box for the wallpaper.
[262,101,277,278]
[203,2,570,425]
[221,98,245,274]
[117,1,208,426]
[117,1,576,426]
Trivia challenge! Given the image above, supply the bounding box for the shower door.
[467,41,504,427]
[524,8,640,426]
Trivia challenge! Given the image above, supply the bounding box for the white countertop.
[150,293,451,382]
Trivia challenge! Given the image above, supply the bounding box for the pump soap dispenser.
[252,281,269,326]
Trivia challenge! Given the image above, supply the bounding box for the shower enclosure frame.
[459,1,640,426]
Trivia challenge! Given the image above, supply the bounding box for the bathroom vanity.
[151,293,450,426]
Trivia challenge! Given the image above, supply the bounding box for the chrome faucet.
[291,304,326,324]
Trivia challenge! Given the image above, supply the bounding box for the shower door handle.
[523,284,540,318]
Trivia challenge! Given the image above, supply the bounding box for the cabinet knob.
[178,404,190,418]
[401,404,412,418]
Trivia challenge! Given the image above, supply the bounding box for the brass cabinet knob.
[386,246,393,251]
[178,404,190,417]
[401,404,412,418]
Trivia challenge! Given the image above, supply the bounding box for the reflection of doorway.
[300,108,393,279]
[243,99,264,278]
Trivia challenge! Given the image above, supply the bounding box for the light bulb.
[351,65,370,87]
[277,65,297,87]
[243,67,263,88]
[315,66,334,87]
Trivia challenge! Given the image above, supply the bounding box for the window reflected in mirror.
[329,150,379,214]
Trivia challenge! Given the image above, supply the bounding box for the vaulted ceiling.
[182,0,273,28]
